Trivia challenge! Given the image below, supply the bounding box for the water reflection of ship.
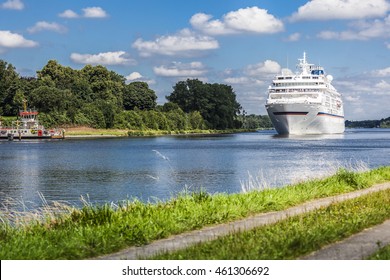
[272,132,345,140]
[0,100,64,140]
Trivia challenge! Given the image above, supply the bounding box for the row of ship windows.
[269,90,340,99]
[277,76,320,80]
[269,89,322,93]
[270,94,341,108]
[272,82,325,87]
[270,93,319,99]
[1,130,29,134]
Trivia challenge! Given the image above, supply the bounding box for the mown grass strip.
[368,245,390,259]
[0,167,389,259]
[152,189,390,260]
[65,127,255,137]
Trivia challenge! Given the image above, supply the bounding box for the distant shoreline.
[62,127,390,139]
[62,126,260,139]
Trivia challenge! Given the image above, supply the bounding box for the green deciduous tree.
[166,79,242,129]
[0,60,20,115]
[124,82,157,110]
[30,86,71,113]
[0,59,212,131]
[81,65,125,107]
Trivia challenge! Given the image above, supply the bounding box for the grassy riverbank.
[152,188,390,259]
[64,126,128,137]
[63,126,257,138]
[0,166,389,259]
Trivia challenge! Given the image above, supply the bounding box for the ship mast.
[297,51,312,75]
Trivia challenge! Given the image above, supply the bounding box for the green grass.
[0,166,389,259]
[65,127,128,137]
[152,188,390,260]
[368,245,390,259]
[126,128,255,137]
[64,127,256,137]
[127,129,215,137]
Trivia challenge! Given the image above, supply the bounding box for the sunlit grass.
[240,160,371,193]
[153,189,390,260]
[64,127,128,137]
[64,126,254,137]
[369,245,390,260]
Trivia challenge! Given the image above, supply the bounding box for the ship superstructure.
[265,52,344,135]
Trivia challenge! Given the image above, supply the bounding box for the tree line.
[345,117,390,128]
[0,59,272,131]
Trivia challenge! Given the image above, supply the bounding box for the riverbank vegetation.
[0,59,273,132]
[152,188,390,260]
[64,126,256,137]
[0,166,389,259]
[345,117,390,128]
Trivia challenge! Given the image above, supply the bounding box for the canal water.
[0,129,389,210]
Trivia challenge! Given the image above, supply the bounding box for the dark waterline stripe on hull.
[317,112,345,119]
[273,112,308,116]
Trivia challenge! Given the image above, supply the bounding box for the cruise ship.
[265,52,345,135]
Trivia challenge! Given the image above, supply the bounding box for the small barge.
[0,102,64,140]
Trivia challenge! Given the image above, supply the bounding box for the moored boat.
[0,101,64,140]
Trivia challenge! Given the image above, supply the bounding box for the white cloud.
[317,30,361,40]
[1,0,24,10]
[58,7,108,19]
[190,13,227,35]
[82,7,108,18]
[318,15,390,40]
[285,32,301,42]
[125,72,155,85]
[336,79,372,94]
[126,72,143,81]
[27,21,67,34]
[0,30,38,48]
[224,77,251,85]
[372,67,390,77]
[291,0,390,21]
[132,29,219,57]
[245,60,281,76]
[190,6,284,35]
[345,95,360,102]
[70,51,136,65]
[59,9,79,18]
[375,80,390,90]
[153,61,207,77]
[224,76,264,86]
[334,74,390,119]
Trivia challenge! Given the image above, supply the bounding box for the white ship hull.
[266,103,345,135]
[0,128,62,140]
[265,53,345,135]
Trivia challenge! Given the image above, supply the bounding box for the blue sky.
[1,0,390,120]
